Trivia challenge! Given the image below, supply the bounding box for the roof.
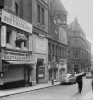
[51,0,67,14]
[68,17,85,35]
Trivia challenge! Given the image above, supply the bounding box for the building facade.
[0,0,33,88]
[48,0,68,81]
[31,0,48,84]
[0,0,49,87]
[67,18,91,74]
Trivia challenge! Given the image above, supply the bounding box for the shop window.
[6,29,12,44]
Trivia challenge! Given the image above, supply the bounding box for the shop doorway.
[36,59,44,84]
[24,68,30,85]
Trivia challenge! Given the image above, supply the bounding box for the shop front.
[32,34,48,84]
[1,50,34,88]
[0,9,33,88]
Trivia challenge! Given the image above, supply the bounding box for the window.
[37,4,40,23]
[37,4,45,25]
[42,8,44,25]
[0,0,4,9]
[15,2,18,15]
[6,29,12,44]
[16,41,21,48]
[52,44,54,56]
[59,46,61,58]
[48,43,51,54]
[24,41,27,47]
[74,50,79,58]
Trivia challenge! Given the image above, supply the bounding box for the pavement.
[0,81,60,98]
[81,90,93,100]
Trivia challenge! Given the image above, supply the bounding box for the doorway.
[36,59,44,84]
[24,68,30,85]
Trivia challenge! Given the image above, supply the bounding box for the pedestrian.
[91,78,93,91]
[76,77,83,93]
[51,76,54,85]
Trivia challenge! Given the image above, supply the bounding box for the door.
[24,68,30,84]
[36,59,44,84]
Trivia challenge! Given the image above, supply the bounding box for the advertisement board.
[1,10,32,33]
[1,26,6,47]
[36,36,47,54]
[59,27,67,45]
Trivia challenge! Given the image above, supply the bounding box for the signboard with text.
[1,51,30,61]
[1,26,6,47]
[1,10,32,33]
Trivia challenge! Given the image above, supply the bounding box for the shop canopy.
[3,60,34,66]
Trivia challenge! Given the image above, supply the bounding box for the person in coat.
[91,78,93,91]
[76,77,83,93]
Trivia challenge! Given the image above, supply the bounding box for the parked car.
[86,72,92,78]
[60,73,76,84]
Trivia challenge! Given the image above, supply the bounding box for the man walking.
[91,78,93,91]
[76,77,83,93]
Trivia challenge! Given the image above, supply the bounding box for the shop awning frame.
[6,61,34,65]
[3,60,35,66]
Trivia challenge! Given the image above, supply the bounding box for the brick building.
[67,18,91,74]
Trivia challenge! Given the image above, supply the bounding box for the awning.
[5,61,34,66]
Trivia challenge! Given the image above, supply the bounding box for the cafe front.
[0,9,34,88]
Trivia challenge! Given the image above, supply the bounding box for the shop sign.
[1,9,32,33]
[36,36,47,54]
[59,27,67,45]
[1,26,6,47]
[2,51,30,61]
[29,36,32,51]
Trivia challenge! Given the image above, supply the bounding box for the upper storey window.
[6,28,12,44]
[0,0,4,9]
[37,4,45,25]
[15,2,18,15]
[37,4,40,23]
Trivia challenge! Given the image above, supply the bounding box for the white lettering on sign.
[1,26,6,47]
[1,10,32,33]
[2,51,30,61]
[29,36,32,51]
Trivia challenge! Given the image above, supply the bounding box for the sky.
[61,0,93,53]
